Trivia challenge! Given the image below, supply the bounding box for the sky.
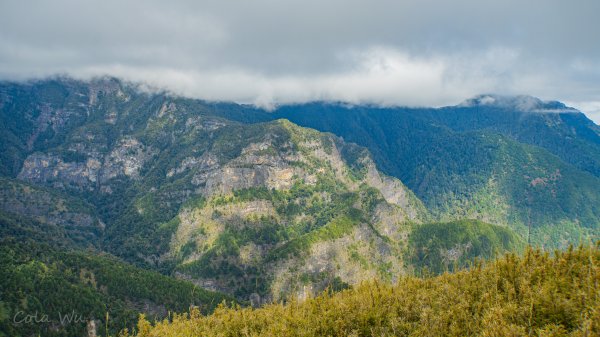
[1,0,600,123]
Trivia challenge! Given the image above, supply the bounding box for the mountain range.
[0,77,598,336]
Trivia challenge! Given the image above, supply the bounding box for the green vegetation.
[0,178,102,249]
[268,211,362,261]
[271,104,600,248]
[149,119,425,301]
[2,78,600,336]
[174,182,391,299]
[125,244,600,337]
[2,79,600,254]
[0,78,425,306]
[0,239,233,337]
[408,219,525,274]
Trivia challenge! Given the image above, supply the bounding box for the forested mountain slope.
[271,102,600,246]
[0,239,233,337]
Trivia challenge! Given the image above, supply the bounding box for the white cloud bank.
[1,0,600,123]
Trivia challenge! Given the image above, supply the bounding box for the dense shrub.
[127,244,600,337]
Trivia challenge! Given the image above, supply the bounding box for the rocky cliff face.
[1,78,430,302]
[18,136,156,190]
[161,120,427,301]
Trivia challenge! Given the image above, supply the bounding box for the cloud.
[40,47,508,109]
[566,101,600,124]
[1,0,600,123]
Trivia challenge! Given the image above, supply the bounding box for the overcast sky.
[1,0,600,123]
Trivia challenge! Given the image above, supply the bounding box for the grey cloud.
[1,0,600,123]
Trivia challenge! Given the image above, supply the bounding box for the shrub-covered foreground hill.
[126,244,600,337]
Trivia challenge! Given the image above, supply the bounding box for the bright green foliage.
[127,245,600,337]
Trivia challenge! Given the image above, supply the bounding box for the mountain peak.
[458,94,579,113]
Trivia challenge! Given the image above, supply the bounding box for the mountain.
[270,101,600,247]
[4,82,429,301]
[0,177,231,337]
[159,119,428,302]
[1,77,598,255]
[432,94,600,177]
[0,79,431,302]
[0,77,598,335]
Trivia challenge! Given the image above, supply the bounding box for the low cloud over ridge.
[1,0,600,122]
